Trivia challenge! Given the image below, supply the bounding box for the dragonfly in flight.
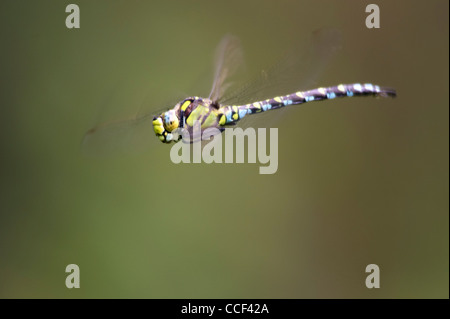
[84,30,396,150]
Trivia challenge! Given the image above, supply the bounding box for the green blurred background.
[0,0,448,298]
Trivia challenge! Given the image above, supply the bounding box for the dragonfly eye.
[163,110,179,132]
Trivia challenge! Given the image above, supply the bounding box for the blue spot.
[327,92,336,99]
[283,100,293,106]
[238,109,247,119]
[226,111,233,123]
[262,104,272,111]
[305,96,315,102]
[347,91,354,97]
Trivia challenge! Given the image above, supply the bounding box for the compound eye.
[163,110,179,132]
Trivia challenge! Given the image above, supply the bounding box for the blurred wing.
[221,28,342,106]
[208,34,245,103]
[81,113,155,156]
[82,89,185,156]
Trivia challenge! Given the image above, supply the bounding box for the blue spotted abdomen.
[219,83,396,125]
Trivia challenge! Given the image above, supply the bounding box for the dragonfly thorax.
[153,97,219,143]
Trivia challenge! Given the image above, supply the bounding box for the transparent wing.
[81,35,243,156]
[81,113,156,156]
[208,34,245,103]
[221,28,342,106]
[81,71,189,156]
[81,98,183,156]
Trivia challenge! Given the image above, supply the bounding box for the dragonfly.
[84,30,396,150]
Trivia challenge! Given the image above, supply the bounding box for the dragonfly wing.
[208,34,245,103]
[221,28,343,106]
[81,113,155,156]
[82,86,187,156]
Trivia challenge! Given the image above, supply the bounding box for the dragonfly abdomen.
[218,83,396,126]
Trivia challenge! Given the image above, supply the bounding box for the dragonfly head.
[152,97,201,143]
[152,109,180,143]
